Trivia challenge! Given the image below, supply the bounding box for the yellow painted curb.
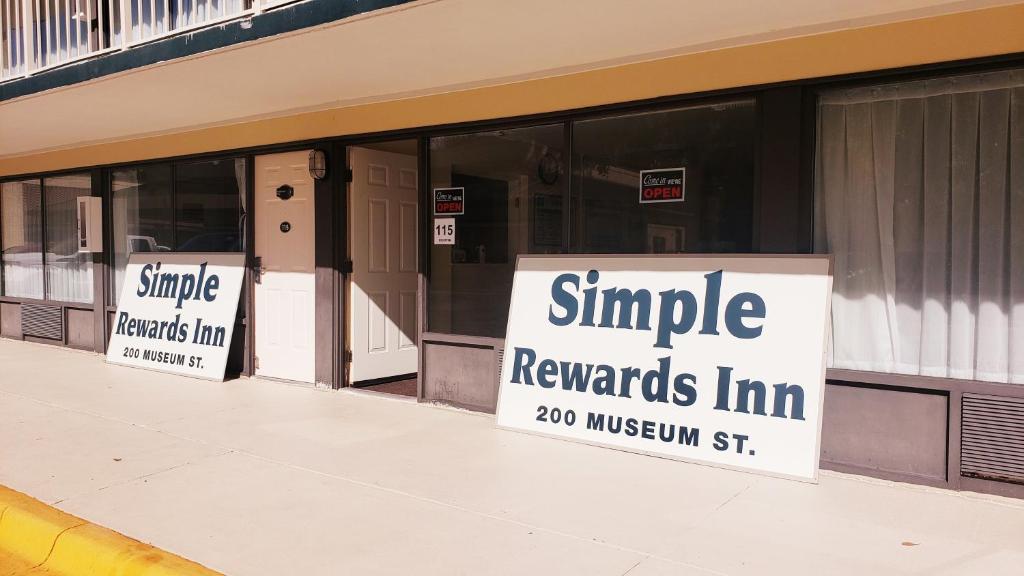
[0,486,220,575]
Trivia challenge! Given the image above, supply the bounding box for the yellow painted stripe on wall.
[2,3,1023,177]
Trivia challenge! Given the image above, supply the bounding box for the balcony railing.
[1,0,299,82]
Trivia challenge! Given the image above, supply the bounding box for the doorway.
[348,141,419,394]
[253,151,316,383]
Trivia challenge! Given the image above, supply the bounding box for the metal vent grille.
[21,304,63,340]
[495,348,505,387]
[961,393,1024,485]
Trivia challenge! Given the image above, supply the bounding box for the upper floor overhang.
[1,0,1023,176]
[0,1,416,99]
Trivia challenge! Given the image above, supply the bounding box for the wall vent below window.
[495,348,505,388]
[20,304,63,341]
[961,393,1024,485]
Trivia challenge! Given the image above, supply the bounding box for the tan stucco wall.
[1,2,1022,177]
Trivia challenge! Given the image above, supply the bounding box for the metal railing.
[0,0,301,81]
[1,0,28,80]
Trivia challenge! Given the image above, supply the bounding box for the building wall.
[1,2,1023,498]
[2,2,1024,177]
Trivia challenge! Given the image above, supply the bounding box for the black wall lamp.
[309,149,328,181]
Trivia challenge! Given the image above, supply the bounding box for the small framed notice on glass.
[434,218,455,245]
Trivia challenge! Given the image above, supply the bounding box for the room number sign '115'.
[434,218,455,245]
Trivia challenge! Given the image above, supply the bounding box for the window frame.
[426,122,570,337]
[0,171,95,305]
[0,177,44,301]
[810,64,1024,385]
[421,94,765,337]
[105,155,248,306]
[568,97,760,255]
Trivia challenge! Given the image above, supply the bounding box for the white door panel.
[399,201,418,272]
[399,290,417,350]
[254,151,316,383]
[350,147,419,382]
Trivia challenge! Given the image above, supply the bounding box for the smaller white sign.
[107,253,246,381]
[434,218,455,245]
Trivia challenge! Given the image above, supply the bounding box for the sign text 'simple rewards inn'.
[496,256,832,481]
[107,253,246,380]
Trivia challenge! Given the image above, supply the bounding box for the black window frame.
[421,92,770,337]
[105,154,248,306]
[0,172,95,306]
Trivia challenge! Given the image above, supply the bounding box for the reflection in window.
[110,158,246,304]
[571,101,756,254]
[111,165,173,303]
[1,180,43,299]
[45,174,93,303]
[175,158,246,252]
[429,125,566,338]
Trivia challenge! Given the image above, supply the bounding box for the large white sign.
[107,253,246,381]
[496,255,832,481]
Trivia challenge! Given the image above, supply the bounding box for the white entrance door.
[254,151,316,383]
[349,146,419,382]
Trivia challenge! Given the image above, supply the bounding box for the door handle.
[253,256,266,284]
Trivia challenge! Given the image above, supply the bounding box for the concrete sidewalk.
[1,340,1022,575]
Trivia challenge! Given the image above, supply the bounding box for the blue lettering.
[580,270,599,327]
[559,361,593,392]
[204,274,220,302]
[510,347,537,385]
[537,359,558,388]
[598,288,652,330]
[772,382,806,420]
[725,292,766,339]
[136,264,153,297]
[654,289,697,349]
[548,273,579,326]
[699,270,722,335]
[176,274,196,310]
[194,263,208,301]
[115,311,129,335]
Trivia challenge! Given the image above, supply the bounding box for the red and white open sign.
[639,168,685,204]
[434,187,465,215]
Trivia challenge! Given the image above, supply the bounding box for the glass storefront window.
[175,158,246,252]
[429,125,566,338]
[815,68,1024,384]
[111,164,173,304]
[110,158,246,304]
[1,180,44,299]
[571,100,757,254]
[44,174,94,303]
[426,102,759,338]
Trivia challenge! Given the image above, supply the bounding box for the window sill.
[827,368,1024,397]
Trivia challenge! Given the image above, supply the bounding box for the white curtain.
[130,0,246,42]
[1,260,43,299]
[1,178,93,303]
[1,181,44,300]
[234,156,247,252]
[816,68,1024,385]
[44,176,94,304]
